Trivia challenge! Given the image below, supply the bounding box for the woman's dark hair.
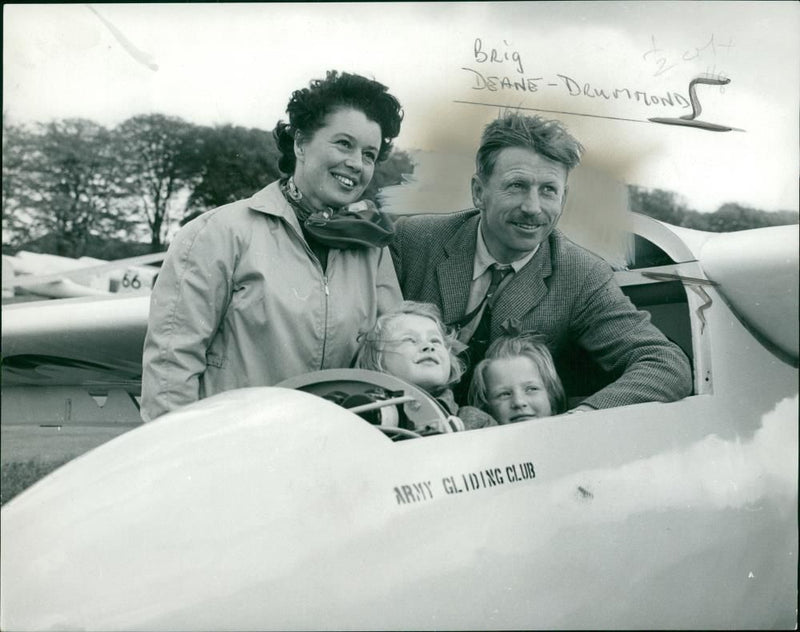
[274,70,404,175]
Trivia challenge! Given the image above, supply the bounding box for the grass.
[1,458,72,506]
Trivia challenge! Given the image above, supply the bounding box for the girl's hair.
[274,70,404,175]
[468,333,566,414]
[355,301,466,388]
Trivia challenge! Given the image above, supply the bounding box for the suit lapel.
[437,215,480,325]
[492,236,553,331]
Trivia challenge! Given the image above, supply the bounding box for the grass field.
[1,458,72,505]
[1,424,136,506]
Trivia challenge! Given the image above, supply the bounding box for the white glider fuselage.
[0,217,797,629]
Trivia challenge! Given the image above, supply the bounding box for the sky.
[3,1,799,214]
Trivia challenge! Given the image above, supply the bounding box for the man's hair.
[355,301,466,388]
[468,333,566,414]
[475,112,584,180]
[274,70,404,175]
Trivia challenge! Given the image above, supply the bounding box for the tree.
[185,124,282,214]
[114,115,203,250]
[628,186,798,232]
[2,118,32,249]
[365,149,415,206]
[181,140,415,226]
[2,118,124,257]
[702,203,798,232]
[628,186,689,227]
[3,114,419,255]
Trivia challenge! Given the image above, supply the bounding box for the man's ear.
[553,184,568,224]
[470,174,484,209]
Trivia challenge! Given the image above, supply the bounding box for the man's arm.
[388,215,408,288]
[569,261,693,410]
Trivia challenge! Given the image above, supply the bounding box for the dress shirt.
[458,221,538,342]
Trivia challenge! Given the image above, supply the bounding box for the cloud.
[3,3,798,212]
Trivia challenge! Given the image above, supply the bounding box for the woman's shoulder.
[182,182,287,233]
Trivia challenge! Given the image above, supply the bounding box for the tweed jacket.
[390,209,693,410]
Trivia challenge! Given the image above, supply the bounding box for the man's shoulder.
[550,230,612,271]
[393,209,479,254]
[395,209,479,232]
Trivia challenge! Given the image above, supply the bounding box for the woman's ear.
[293,133,306,162]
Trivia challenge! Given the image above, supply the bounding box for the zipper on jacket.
[285,217,332,372]
[320,274,329,369]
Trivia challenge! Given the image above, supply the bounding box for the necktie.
[454,264,513,402]
[449,263,513,330]
[470,262,512,352]
[484,263,513,309]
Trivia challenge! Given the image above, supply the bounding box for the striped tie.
[453,264,513,402]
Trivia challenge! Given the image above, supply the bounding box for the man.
[390,113,692,411]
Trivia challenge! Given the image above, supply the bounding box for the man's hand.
[567,404,595,414]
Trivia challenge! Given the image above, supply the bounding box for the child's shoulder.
[456,405,498,430]
[434,389,497,431]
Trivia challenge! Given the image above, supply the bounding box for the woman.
[141,70,404,421]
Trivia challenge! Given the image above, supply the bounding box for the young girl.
[468,334,566,424]
[355,301,495,432]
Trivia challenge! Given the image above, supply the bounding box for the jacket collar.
[436,210,560,329]
[437,210,557,330]
[246,181,304,234]
[438,211,481,325]
[492,233,555,332]
[434,388,459,415]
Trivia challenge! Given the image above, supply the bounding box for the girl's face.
[380,314,451,392]
[293,107,382,211]
[485,356,552,424]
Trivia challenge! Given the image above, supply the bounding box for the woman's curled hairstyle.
[274,70,404,175]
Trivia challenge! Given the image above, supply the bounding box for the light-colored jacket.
[141,182,402,421]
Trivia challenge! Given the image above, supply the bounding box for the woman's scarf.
[280,177,395,249]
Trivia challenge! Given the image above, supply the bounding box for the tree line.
[3,114,796,259]
[2,114,414,257]
[629,186,798,233]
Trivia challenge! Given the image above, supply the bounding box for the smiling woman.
[140,71,405,421]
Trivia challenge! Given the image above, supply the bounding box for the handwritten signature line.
[453,99,744,132]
